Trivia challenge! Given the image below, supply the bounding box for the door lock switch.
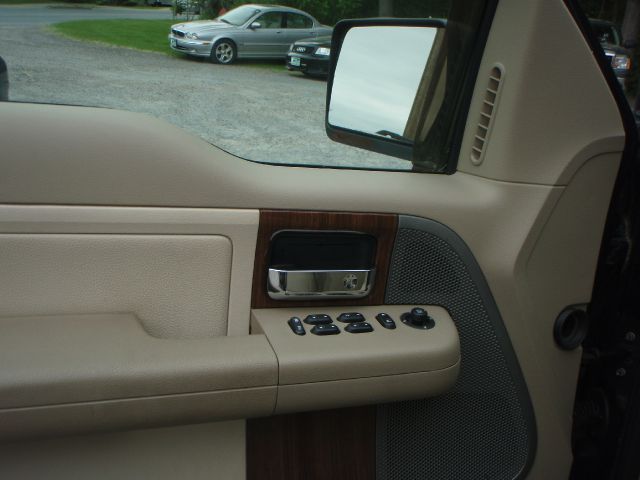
[375,313,396,329]
[288,317,306,336]
[337,312,365,323]
[304,314,333,325]
[345,322,374,333]
[311,324,340,335]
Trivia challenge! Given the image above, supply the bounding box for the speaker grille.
[378,224,532,480]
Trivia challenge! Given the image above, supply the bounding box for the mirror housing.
[325,18,447,163]
[0,55,8,102]
[249,21,262,29]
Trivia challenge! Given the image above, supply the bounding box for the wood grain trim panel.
[247,406,376,480]
[251,210,398,309]
[247,211,395,480]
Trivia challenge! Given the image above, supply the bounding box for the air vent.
[470,65,504,166]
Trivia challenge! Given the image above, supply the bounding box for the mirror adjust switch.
[345,322,374,333]
[375,313,396,329]
[288,317,306,336]
[311,324,340,336]
[337,312,365,323]
[304,314,333,325]
[401,307,435,330]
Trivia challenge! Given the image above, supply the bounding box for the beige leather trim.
[0,422,246,480]
[0,314,277,409]
[0,206,259,336]
[0,388,273,442]
[0,313,278,440]
[275,366,459,415]
[0,234,232,339]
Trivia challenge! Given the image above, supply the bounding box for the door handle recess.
[267,268,375,300]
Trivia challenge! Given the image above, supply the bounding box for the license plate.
[290,57,301,67]
[171,38,177,47]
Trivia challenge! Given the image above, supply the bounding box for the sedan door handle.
[267,268,375,300]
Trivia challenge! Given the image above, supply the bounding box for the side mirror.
[0,55,8,102]
[249,21,262,29]
[325,19,446,162]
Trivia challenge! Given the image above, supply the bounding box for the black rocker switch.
[337,312,365,323]
[401,307,435,330]
[311,324,340,336]
[345,322,374,333]
[288,317,306,336]
[375,313,396,329]
[304,314,333,325]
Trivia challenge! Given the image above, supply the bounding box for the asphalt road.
[0,4,172,25]
[0,5,406,169]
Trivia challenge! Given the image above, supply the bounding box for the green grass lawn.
[0,0,157,5]
[52,19,287,71]
[0,0,64,4]
[53,19,176,54]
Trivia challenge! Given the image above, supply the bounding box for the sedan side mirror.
[325,19,447,163]
[249,21,262,29]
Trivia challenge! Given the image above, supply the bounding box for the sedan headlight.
[315,47,331,56]
[612,54,631,70]
[186,32,199,40]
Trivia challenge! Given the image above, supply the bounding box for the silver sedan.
[169,4,332,64]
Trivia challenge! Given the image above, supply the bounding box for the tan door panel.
[0,234,231,338]
[0,206,259,336]
[0,0,626,478]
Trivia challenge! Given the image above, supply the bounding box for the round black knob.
[401,307,435,329]
[410,307,430,326]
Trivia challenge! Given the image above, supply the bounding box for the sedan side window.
[256,12,284,29]
[286,13,313,29]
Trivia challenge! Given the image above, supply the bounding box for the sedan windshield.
[218,5,260,26]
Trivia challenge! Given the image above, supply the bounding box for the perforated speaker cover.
[377,216,535,480]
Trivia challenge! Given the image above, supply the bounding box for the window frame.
[285,12,314,29]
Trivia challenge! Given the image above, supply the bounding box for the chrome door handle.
[267,268,375,300]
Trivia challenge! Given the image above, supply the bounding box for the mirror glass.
[328,26,443,146]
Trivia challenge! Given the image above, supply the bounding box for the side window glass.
[287,13,313,29]
[256,12,283,29]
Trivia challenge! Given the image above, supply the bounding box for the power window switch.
[345,322,374,333]
[304,314,333,325]
[288,317,306,336]
[337,312,365,323]
[311,324,340,336]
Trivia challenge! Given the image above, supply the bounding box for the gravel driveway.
[0,9,407,169]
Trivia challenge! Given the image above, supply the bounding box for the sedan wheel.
[211,40,236,65]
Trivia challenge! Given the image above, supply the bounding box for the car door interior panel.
[0,0,629,478]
